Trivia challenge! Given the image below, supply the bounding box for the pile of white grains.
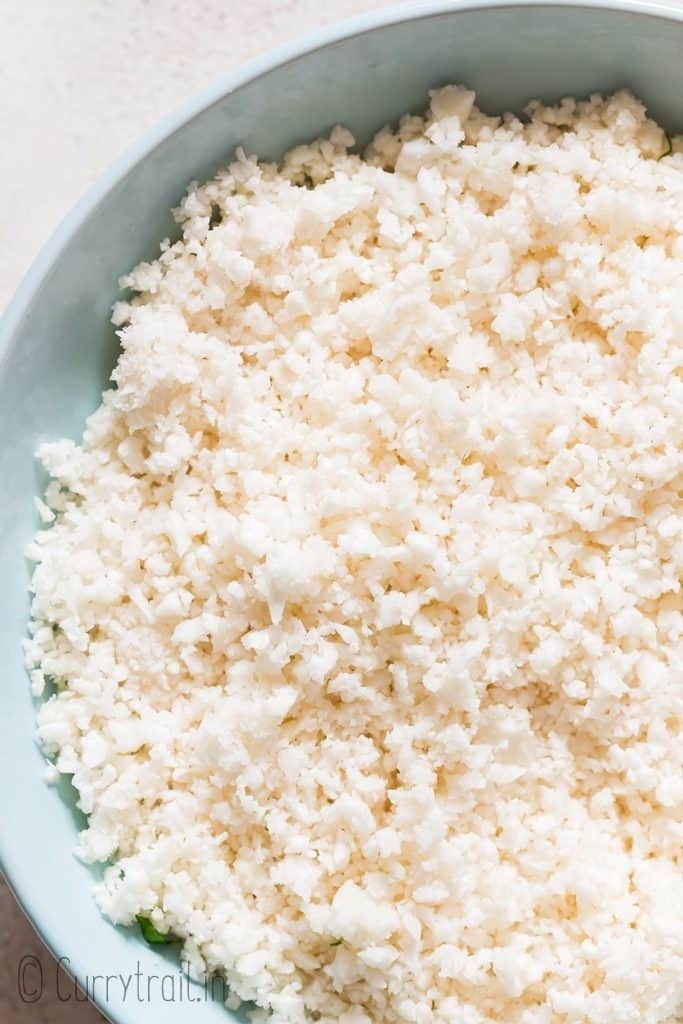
[26,87,683,1024]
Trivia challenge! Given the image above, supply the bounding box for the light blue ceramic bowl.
[1,1,682,1020]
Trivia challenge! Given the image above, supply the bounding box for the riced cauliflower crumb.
[25,87,683,1024]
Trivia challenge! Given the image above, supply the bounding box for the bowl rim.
[2,0,683,1020]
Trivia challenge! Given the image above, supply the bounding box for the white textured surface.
[0,4,391,1021]
[0,0,393,313]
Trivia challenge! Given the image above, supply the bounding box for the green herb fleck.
[136,915,179,945]
[330,938,343,947]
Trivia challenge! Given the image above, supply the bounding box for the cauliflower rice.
[26,87,683,1024]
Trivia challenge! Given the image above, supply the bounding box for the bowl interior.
[1,3,682,1021]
